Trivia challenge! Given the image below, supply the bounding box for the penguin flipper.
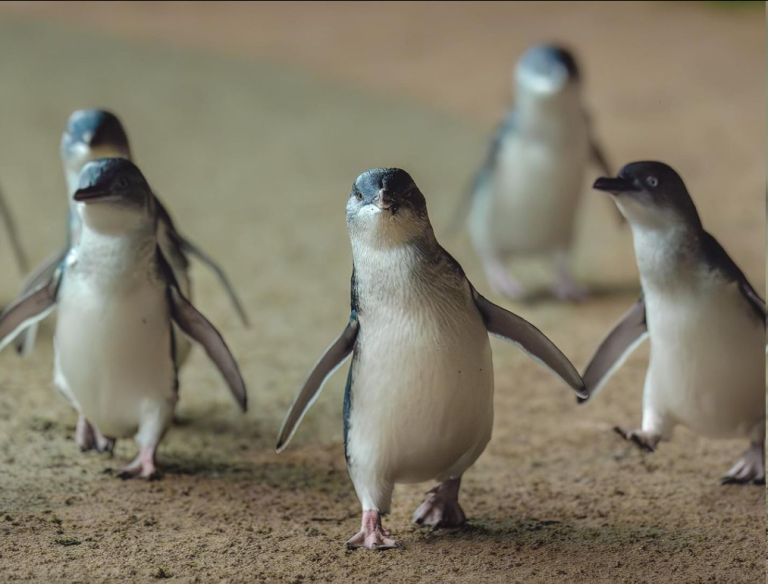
[14,249,68,355]
[584,110,625,225]
[471,286,587,399]
[177,236,250,327]
[276,318,359,452]
[0,182,29,274]
[582,296,648,402]
[588,135,610,177]
[591,138,624,226]
[168,286,248,412]
[153,194,250,327]
[0,267,61,354]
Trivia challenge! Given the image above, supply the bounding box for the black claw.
[630,435,654,453]
[720,476,745,486]
[613,426,654,452]
[720,475,765,486]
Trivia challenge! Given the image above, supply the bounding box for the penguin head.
[61,109,131,187]
[346,168,431,245]
[515,45,580,97]
[73,158,155,234]
[593,161,701,230]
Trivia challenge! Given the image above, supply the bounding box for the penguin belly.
[54,275,177,439]
[346,302,494,485]
[645,281,765,440]
[480,130,589,256]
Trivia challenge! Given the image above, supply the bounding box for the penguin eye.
[647,176,659,188]
[355,191,363,201]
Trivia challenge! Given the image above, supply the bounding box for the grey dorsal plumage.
[580,295,649,402]
[533,45,580,80]
[65,109,131,155]
[0,265,63,354]
[470,285,587,399]
[700,231,766,325]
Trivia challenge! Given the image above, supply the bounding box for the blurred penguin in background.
[460,44,615,302]
[15,109,249,355]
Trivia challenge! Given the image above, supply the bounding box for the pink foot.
[550,253,589,302]
[549,272,589,302]
[413,478,466,529]
[485,262,527,301]
[76,416,96,452]
[346,510,401,551]
[93,428,115,455]
[118,447,159,480]
[721,442,765,485]
[550,279,589,302]
[76,416,115,454]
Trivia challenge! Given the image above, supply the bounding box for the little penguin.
[584,161,765,485]
[16,108,249,356]
[276,168,587,550]
[461,44,616,302]
[0,158,247,478]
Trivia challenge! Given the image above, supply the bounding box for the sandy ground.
[0,2,764,582]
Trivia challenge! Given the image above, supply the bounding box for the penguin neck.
[515,88,582,137]
[75,223,158,278]
[351,230,436,274]
[632,223,702,293]
[351,230,455,313]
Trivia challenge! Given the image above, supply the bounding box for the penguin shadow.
[410,517,684,552]
[154,451,351,494]
[171,408,264,441]
[512,281,641,306]
[152,412,351,491]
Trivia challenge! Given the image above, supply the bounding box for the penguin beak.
[74,185,110,203]
[373,190,398,214]
[593,177,640,195]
